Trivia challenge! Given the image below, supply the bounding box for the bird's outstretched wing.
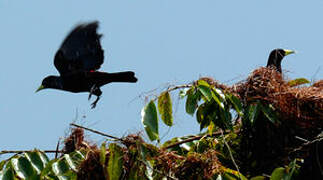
[54,21,104,75]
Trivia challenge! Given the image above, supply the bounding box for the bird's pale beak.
[35,85,45,93]
[284,49,295,56]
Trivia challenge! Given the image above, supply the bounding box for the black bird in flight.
[266,49,295,73]
[36,21,138,108]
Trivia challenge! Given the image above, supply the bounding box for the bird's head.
[267,48,295,73]
[36,76,62,92]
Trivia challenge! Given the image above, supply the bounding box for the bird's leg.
[89,86,102,109]
[88,85,98,100]
[91,95,100,109]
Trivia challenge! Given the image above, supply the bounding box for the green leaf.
[197,79,211,87]
[197,101,230,131]
[45,152,81,180]
[212,87,225,101]
[141,101,159,141]
[225,93,243,116]
[63,154,77,172]
[0,160,6,171]
[284,159,301,180]
[250,176,266,180]
[52,159,69,176]
[207,121,216,134]
[211,89,224,109]
[100,142,107,166]
[37,151,49,165]
[108,143,124,180]
[200,114,212,131]
[59,171,77,180]
[25,151,47,174]
[195,138,214,153]
[246,103,260,125]
[198,85,213,101]
[196,103,208,131]
[40,159,56,178]
[50,151,84,177]
[222,167,248,180]
[287,78,310,87]
[179,88,190,99]
[220,109,233,131]
[270,167,285,180]
[197,79,213,102]
[128,161,145,180]
[0,163,14,180]
[11,156,37,179]
[138,143,150,161]
[260,104,280,124]
[158,91,173,126]
[138,142,159,161]
[186,87,199,116]
[68,151,85,168]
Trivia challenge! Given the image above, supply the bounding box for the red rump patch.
[90,70,95,72]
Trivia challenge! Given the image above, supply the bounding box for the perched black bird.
[266,49,295,73]
[36,21,137,108]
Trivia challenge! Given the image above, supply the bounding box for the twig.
[221,130,241,179]
[290,136,323,153]
[166,84,192,92]
[163,135,204,150]
[311,66,321,83]
[163,129,237,149]
[262,174,271,178]
[70,123,123,141]
[295,136,309,143]
[0,150,63,155]
[55,139,60,159]
[151,84,192,101]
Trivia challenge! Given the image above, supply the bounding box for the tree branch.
[291,136,323,153]
[163,129,238,149]
[0,150,63,155]
[70,123,123,141]
[151,84,192,101]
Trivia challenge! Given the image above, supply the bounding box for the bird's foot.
[91,96,100,109]
[88,85,98,100]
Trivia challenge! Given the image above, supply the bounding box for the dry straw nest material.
[63,127,97,154]
[202,67,322,131]
[217,67,322,130]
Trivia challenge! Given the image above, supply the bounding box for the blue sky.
[1,0,322,157]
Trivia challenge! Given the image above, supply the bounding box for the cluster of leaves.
[268,159,302,180]
[0,150,85,180]
[141,79,243,142]
[0,143,301,180]
[141,79,281,141]
[98,143,124,180]
[75,137,247,180]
